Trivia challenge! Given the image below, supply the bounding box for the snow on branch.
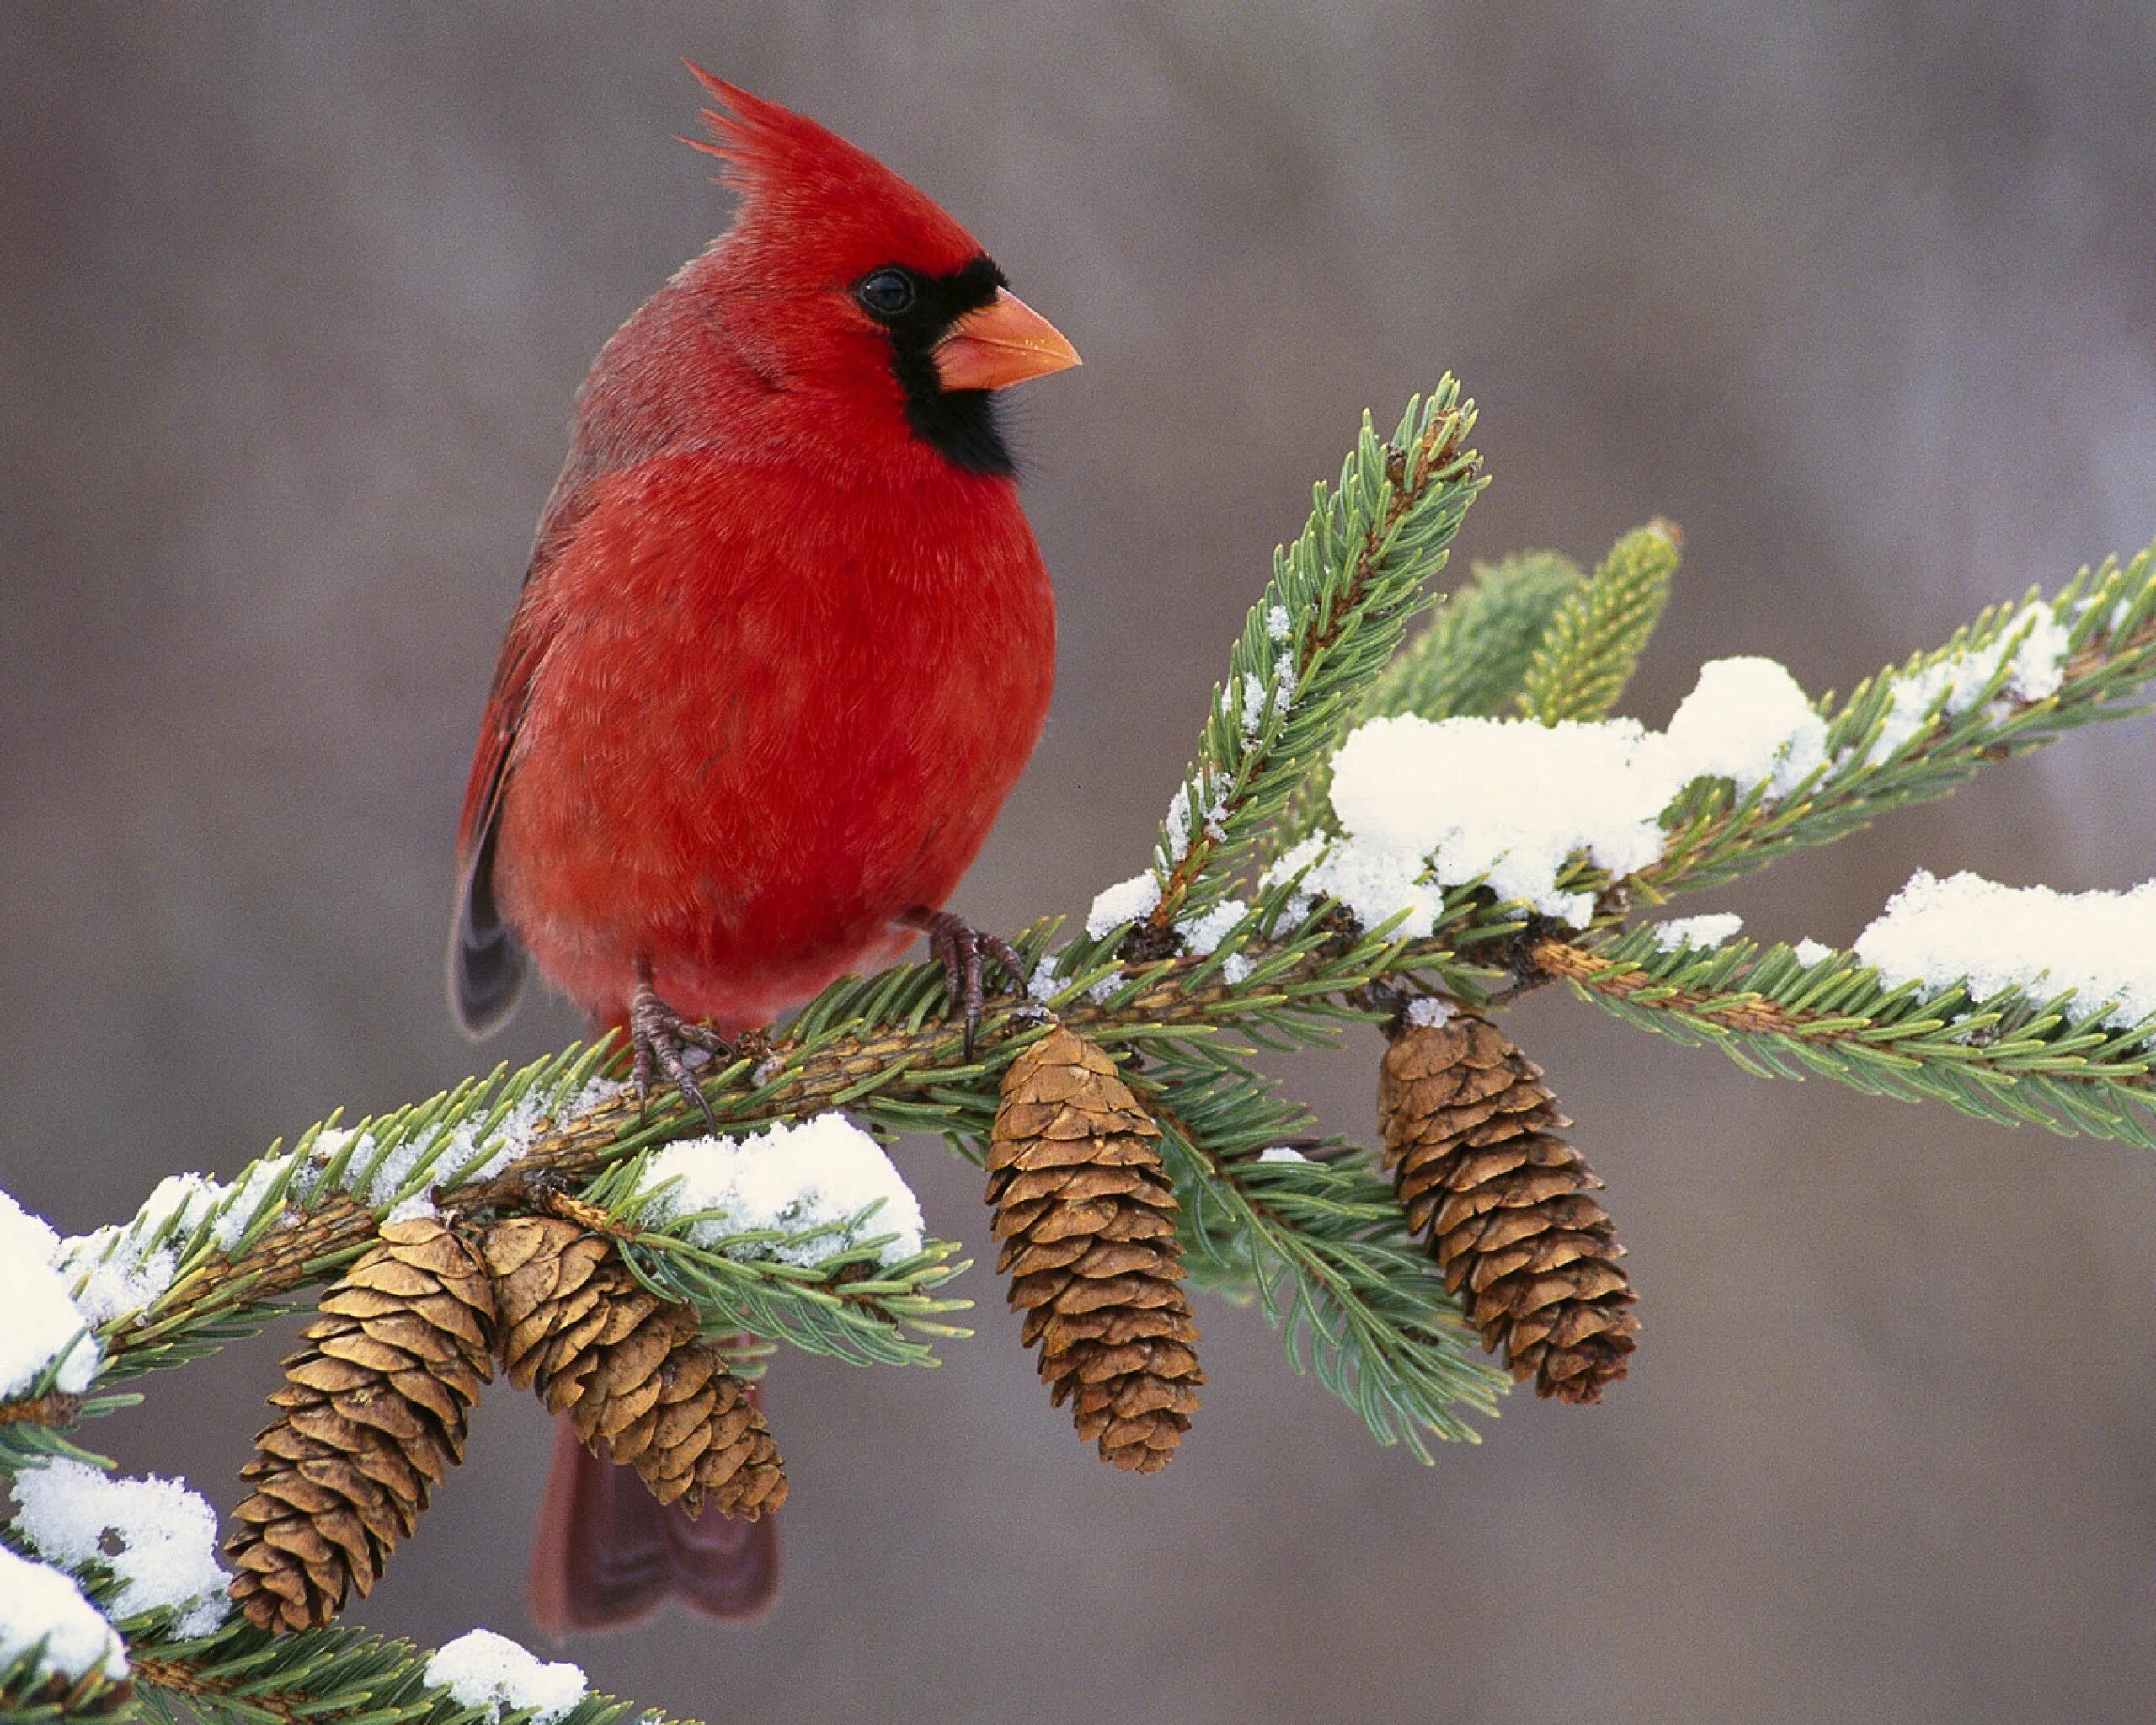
[10,1460,229,1638]
[1854,869,2156,1029]
[1530,924,2156,1146]
[1295,653,1825,932]
[0,1546,127,1690]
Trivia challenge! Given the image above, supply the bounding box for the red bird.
[447,69,1076,1632]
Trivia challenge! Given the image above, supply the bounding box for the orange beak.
[932,290,1081,393]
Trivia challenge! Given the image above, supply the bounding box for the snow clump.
[10,1459,229,1637]
[1086,872,1161,939]
[0,1546,126,1684]
[1855,601,2072,766]
[1854,870,2156,1029]
[0,1190,102,1397]
[425,1629,586,1725]
[1649,913,1745,950]
[636,1114,925,1268]
[1309,655,1829,931]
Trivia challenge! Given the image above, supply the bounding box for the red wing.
[446,476,595,1038]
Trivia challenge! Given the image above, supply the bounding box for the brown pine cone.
[481,1216,785,1520]
[227,1217,495,1632]
[989,1028,1201,1472]
[1380,1011,1638,1403]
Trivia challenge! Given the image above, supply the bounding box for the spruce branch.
[14,382,2156,1725]
[1638,543,2156,899]
[575,1166,973,1367]
[1134,1048,1506,1457]
[1529,931,2156,1145]
[1517,521,1681,724]
[1131,381,1486,943]
[110,1617,702,1725]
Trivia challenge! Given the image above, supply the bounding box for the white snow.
[637,1114,925,1268]
[1854,869,2156,1028]
[1857,602,2073,765]
[1265,604,1293,644]
[346,1072,626,1213]
[118,1173,219,1244]
[61,1236,170,1331]
[57,1147,334,1327]
[1240,652,1299,740]
[0,1191,101,1397]
[1650,913,1745,950]
[1405,996,1456,1029]
[1086,872,1161,939]
[60,1173,224,1327]
[1324,713,1663,927]
[1256,1146,1310,1163]
[1179,900,1250,957]
[1260,833,1327,926]
[1250,651,1294,737]
[1315,656,1831,930]
[1217,953,1252,985]
[0,1545,125,1684]
[10,1459,229,1637]
[1301,830,1452,938]
[209,1153,308,1252]
[1791,937,1837,967]
[2005,607,2073,702]
[1161,776,1229,861]
[425,1629,586,1725]
[355,1087,518,1208]
[1663,657,1828,798]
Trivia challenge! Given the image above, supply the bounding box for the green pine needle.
[1134,381,1487,941]
[1518,520,1681,724]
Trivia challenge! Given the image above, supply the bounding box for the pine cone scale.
[990,1028,1200,1471]
[1380,1015,1638,1404]
[229,1218,498,1632]
[477,1216,786,1523]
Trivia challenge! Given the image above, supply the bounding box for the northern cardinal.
[447,68,1077,1632]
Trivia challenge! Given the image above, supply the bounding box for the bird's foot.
[630,968,731,1130]
[903,908,1027,1057]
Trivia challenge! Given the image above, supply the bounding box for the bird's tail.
[527,1397,780,1636]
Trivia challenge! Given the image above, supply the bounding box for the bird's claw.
[905,908,1026,1056]
[630,970,730,1130]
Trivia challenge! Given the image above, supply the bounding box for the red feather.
[449,72,1070,1621]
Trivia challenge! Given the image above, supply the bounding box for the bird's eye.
[856,268,917,318]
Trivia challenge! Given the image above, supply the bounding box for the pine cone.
[1379,1012,1638,1402]
[482,1216,785,1519]
[227,1218,495,1632]
[989,1028,1201,1472]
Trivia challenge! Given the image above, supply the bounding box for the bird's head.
[683,66,1079,477]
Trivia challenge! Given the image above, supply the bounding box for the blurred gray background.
[5,4,2156,1721]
